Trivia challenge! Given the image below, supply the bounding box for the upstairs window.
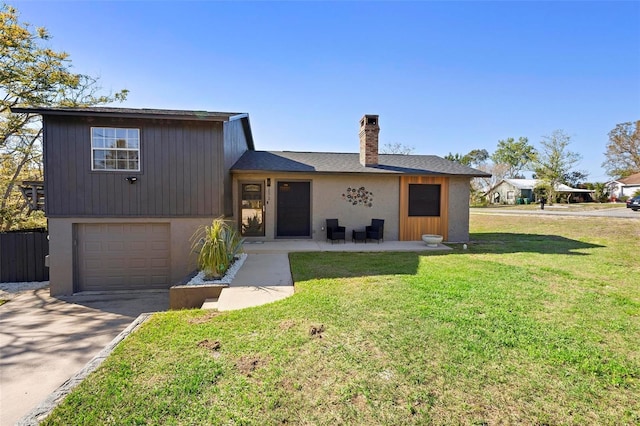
[408,183,441,216]
[91,127,140,171]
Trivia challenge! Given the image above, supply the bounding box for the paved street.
[471,206,639,219]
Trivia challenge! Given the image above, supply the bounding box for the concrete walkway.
[205,253,295,311]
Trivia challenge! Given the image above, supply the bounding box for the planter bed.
[169,254,247,310]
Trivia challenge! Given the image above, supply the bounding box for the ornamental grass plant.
[190,217,244,280]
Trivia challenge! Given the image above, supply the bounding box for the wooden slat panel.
[399,176,449,241]
[0,232,49,283]
[43,116,235,217]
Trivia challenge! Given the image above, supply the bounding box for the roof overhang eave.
[10,107,240,122]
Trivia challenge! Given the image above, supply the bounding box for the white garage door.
[76,223,171,292]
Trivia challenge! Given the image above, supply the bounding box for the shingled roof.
[231,151,490,177]
[618,172,640,185]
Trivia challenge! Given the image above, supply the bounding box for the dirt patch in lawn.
[188,312,220,324]
[236,355,269,376]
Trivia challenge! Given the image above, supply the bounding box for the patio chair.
[366,218,384,243]
[326,219,346,244]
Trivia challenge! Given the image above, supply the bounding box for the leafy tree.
[491,137,537,178]
[444,149,489,167]
[563,170,589,188]
[534,130,583,203]
[444,152,465,163]
[583,182,609,203]
[380,142,415,155]
[1,4,128,230]
[602,120,640,178]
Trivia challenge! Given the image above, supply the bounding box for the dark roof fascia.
[228,113,255,151]
[10,106,242,122]
[231,169,487,178]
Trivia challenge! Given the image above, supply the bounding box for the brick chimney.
[359,114,379,167]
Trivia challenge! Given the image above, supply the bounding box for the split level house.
[12,107,489,295]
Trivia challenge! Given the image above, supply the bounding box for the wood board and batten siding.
[399,175,449,241]
[44,116,226,217]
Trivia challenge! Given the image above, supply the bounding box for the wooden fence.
[0,230,49,283]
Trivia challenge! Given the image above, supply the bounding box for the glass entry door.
[240,183,264,237]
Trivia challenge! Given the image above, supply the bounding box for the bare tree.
[380,142,415,155]
[602,120,640,178]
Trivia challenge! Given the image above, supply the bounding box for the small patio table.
[352,229,366,243]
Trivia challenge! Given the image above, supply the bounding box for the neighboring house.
[11,108,489,295]
[487,178,593,204]
[607,172,640,199]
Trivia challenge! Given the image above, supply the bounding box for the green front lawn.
[43,215,640,425]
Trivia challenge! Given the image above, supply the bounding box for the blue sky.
[12,0,640,181]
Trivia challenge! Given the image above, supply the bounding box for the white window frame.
[91,127,141,171]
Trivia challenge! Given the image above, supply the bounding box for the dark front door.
[277,181,311,238]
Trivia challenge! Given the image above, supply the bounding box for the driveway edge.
[15,312,153,426]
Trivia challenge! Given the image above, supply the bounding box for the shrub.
[190,217,244,280]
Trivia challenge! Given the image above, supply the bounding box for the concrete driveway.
[0,287,168,425]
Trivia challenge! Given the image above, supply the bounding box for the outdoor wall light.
[267,178,271,187]
[126,176,138,184]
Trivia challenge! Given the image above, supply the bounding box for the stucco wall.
[233,173,400,241]
[47,217,214,295]
[447,177,472,242]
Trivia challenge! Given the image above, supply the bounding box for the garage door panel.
[76,223,171,292]
[150,258,169,268]
[150,275,168,285]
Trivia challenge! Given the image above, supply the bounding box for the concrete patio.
[242,239,453,253]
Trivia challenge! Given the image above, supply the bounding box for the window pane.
[408,184,441,217]
[91,127,140,171]
[93,151,106,169]
[104,138,117,149]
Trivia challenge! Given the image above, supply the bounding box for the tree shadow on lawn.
[467,232,605,256]
[291,232,605,281]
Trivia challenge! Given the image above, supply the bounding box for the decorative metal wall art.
[342,186,374,207]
